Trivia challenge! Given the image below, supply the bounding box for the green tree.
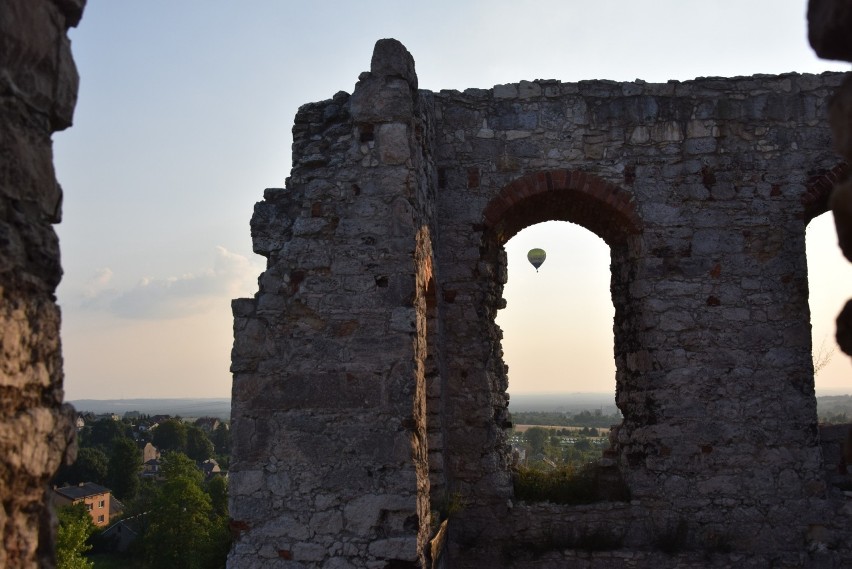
[186,425,215,462]
[56,503,95,569]
[146,477,213,569]
[525,427,549,455]
[206,475,228,519]
[83,419,127,452]
[122,477,159,558]
[160,451,203,484]
[108,437,141,500]
[211,422,231,456]
[145,452,213,569]
[570,410,622,428]
[203,474,232,569]
[153,419,188,452]
[56,447,109,486]
[202,516,232,569]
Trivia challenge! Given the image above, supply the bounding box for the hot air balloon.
[527,248,546,272]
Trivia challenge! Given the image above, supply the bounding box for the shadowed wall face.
[231,38,851,567]
[0,1,85,567]
[810,0,852,355]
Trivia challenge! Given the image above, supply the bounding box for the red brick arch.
[802,161,848,224]
[482,169,642,245]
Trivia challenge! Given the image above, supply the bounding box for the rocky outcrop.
[0,1,85,567]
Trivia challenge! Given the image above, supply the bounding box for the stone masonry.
[0,1,85,567]
[230,39,852,568]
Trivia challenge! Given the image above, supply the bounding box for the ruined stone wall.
[231,39,852,568]
[0,1,85,567]
[432,72,847,568]
[230,40,435,567]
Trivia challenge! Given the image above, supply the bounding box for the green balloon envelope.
[527,248,546,271]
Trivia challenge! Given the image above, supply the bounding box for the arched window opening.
[497,221,616,399]
[496,220,625,502]
[806,211,852,495]
[476,170,641,506]
[806,213,852,414]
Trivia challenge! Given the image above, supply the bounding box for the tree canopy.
[525,427,549,455]
[108,437,142,500]
[56,503,95,569]
[83,419,130,452]
[211,422,231,455]
[144,451,224,569]
[160,451,204,485]
[186,425,215,462]
[152,419,188,452]
[56,447,109,486]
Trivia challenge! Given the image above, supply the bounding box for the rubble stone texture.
[231,37,852,568]
[0,1,84,567]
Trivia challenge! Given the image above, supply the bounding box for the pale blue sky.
[54,1,851,399]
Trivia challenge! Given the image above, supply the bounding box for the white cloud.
[79,247,261,320]
[82,267,114,298]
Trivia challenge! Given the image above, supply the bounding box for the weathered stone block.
[370,38,417,90]
[367,537,417,561]
[377,123,410,164]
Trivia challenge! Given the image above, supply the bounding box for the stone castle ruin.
[229,38,852,567]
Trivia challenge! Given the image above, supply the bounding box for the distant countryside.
[506,395,852,468]
[56,400,232,569]
[57,394,852,567]
[508,407,622,468]
[506,393,852,504]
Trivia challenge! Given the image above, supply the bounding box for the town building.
[53,482,112,527]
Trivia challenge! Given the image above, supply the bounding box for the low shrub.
[512,462,630,505]
[513,464,599,505]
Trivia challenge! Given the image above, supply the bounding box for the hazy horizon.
[68,390,852,419]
